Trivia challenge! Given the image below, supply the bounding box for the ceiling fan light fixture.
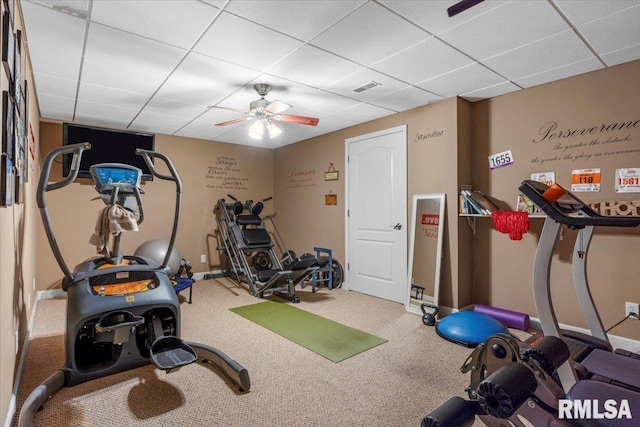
[249,120,264,139]
[266,121,282,139]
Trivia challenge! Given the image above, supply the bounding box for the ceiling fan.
[211,83,319,140]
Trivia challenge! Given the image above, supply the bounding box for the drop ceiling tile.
[192,12,303,71]
[142,97,207,119]
[266,45,362,89]
[438,1,570,60]
[555,1,640,26]
[483,30,595,80]
[173,127,215,141]
[460,81,521,102]
[333,102,395,123]
[21,1,85,80]
[200,0,227,9]
[371,37,474,84]
[25,44,82,81]
[176,111,235,138]
[90,0,220,49]
[155,52,261,106]
[298,90,361,116]
[323,68,410,101]
[75,100,139,125]
[578,5,640,55]
[513,57,603,88]
[416,63,506,98]
[368,86,442,112]
[379,0,506,35]
[312,114,358,133]
[77,82,149,111]
[224,0,364,42]
[33,73,78,99]
[37,93,75,121]
[81,23,186,94]
[23,0,91,18]
[130,110,192,133]
[310,1,429,66]
[601,44,640,66]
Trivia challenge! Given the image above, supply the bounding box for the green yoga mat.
[230,301,387,362]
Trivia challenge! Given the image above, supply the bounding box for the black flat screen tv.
[62,123,155,181]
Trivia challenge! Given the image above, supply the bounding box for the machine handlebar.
[135,148,182,271]
[37,142,91,209]
[519,180,640,228]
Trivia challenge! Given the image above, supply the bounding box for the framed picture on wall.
[22,80,28,182]
[13,97,24,202]
[14,29,22,113]
[1,154,12,206]
[1,90,13,161]
[2,0,13,19]
[1,10,14,85]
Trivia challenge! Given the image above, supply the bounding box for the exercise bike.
[18,143,250,426]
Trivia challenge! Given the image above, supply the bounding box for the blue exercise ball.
[436,311,508,348]
[134,239,181,275]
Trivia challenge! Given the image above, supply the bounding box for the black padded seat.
[580,349,640,390]
[257,269,281,282]
[287,254,318,271]
[242,229,271,246]
[236,214,262,226]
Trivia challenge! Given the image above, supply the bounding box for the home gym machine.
[215,195,341,302]
[19,143,250,427]
[422,180,640,427]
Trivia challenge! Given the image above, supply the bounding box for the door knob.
[392,223,402,230]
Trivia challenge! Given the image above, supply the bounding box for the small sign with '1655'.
[488,150,514,170]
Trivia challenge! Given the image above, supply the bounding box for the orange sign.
[571,168,601,192]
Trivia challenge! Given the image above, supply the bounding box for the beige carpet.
[14,279,485,426]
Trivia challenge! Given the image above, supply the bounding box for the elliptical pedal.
[150,336,197,372]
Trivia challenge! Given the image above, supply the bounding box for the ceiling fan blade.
[208,105,252,115]
[274,114,319,126]
[215,117,252,126]
[265,100,291,115]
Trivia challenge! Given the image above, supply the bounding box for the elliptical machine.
[18,143,250,426]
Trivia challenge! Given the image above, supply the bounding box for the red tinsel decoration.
[491,210,530,240]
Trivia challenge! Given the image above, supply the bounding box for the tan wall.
[0,0,41,422]
[36,124,274,289]
[470,60,640,341]
[273,98,467,309]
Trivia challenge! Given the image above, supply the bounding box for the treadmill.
[519,180,640,393]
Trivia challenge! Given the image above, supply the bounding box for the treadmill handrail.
[518,180,640,228]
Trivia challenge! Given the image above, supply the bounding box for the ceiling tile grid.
[19,0,640,148]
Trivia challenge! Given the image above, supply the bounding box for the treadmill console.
[90,163,142,194]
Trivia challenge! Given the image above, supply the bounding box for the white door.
[346,125,407,303]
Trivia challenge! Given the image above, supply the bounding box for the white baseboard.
[192,269,223,280]
[529,316,640,353]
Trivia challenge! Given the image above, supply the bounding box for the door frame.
[344,124,408,294]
